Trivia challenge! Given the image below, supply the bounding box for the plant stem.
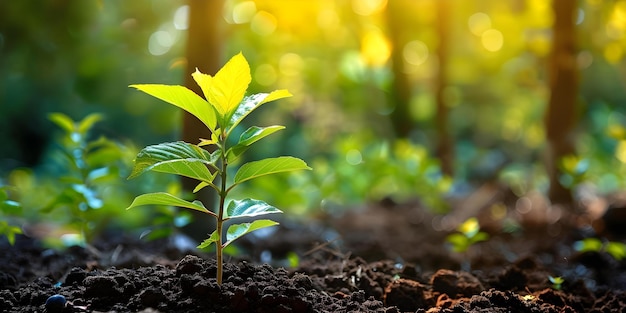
[216,133,229,285]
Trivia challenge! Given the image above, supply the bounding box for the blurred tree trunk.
[181,0,223,240]
[544,0,578,206]
[385,0,412,138]
[435,0,453,176]
[385,1,453,176]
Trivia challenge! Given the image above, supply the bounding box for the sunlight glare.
[352,0,387,16]
[233,1,257,24]
[251,11,277,36]
[317,8,340,29]
[360,28,391,67]
[481,29,503,52]
[468,12,491,36]
[173,5,189,30]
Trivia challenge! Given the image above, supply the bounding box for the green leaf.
[197,230,220,249]
[224,219,279,247]
[130,84,217,131]
[224,198,282,220]
[0,221,22,246]
[77,113,104,134]
[228,125,285,161]
[129,142,218,182]
[606,242,626,260]
[469,231,489,244]
[48,113,76,134]
[226,90,292,131]
[446,233,469,253]
[458,218,480,238]
[126,192,215,217]
[574,238,603,252]
[193,181,217,193]
[233,157,311,186]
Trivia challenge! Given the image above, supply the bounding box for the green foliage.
[229,134,452,216]
[0,185,22,245]
[39,112,152,246]
[446,217,489,253]
[574,238,626,261]
[127,53,311,285]
[3,112,180,248]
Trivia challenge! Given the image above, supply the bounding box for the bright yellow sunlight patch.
[360,29,391,67]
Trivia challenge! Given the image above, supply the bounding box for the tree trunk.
[544,0,578,206]
[385,0,413,138]
[180,0,224,240]
[435,0,453,176]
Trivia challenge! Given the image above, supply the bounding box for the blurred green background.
[2,0,626,237]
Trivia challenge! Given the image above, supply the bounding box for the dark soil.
[2,186,626,312]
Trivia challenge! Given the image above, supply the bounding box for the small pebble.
[45,294,67,311]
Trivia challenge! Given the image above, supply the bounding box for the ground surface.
[1,186,626,312]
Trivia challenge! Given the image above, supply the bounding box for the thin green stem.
[216,131,229,285]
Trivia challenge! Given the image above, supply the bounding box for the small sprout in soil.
[548,275,564,290]
[126,53,311,285]
[446,217,489,253]
[0,185,22,245]
[45,294,67,312]
[286,251,300,268]
[574,237,626,261]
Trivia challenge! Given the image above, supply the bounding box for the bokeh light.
[403,40,429,67]
[360,28,391,67]
[351,0,387,16]
[481,29,504,52]
[149,30,175,56]
[250,11,277,36]
[468,12,492,36]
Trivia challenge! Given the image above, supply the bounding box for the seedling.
[548,275,564,290]
[446,217,489,253]
[446,218,488,271]
[574,237,626,261]
[0,185,22,245]
[126,53,311,285]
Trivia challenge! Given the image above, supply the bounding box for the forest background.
[1,0,626,239]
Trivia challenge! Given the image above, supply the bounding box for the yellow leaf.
[198,138,216,147]
[191,68,213,103]
[261,89,292,104]
[209,53,251,118]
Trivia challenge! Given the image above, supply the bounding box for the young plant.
[446,217,489,271]
[126,53,311,285]
[574,237,626,261]
[45,113,131,245]
[446,217,489,253]
[0,185,22,245]
[548,275,564,290]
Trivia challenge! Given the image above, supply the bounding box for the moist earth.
[1,192,626,312]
